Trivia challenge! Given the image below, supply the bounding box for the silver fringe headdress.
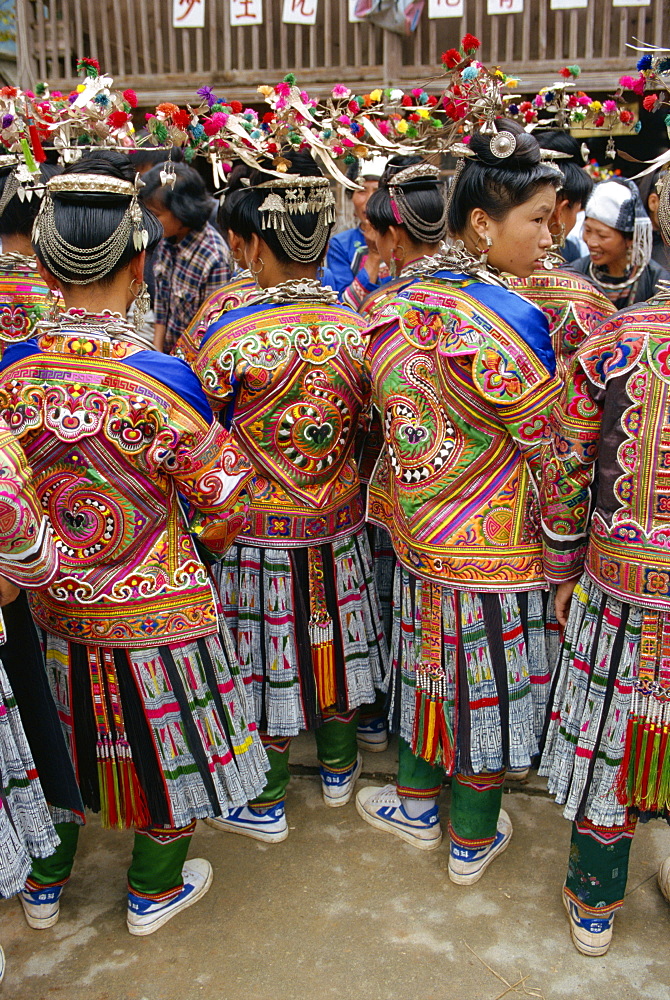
[387,161,448,243]
[256,175,336,263]
[32,172,149,285]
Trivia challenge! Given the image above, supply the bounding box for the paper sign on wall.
[612,0,650,6]
[349,0,365,20]
[173,0,205,28]
[429,0,465,16]
[282,0,318,24]
[230,0,263,25]
[550,0,588,8]
[487,0,524,12]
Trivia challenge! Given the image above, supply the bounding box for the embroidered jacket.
[0,415,58,588]
[173,272,256,366]
[0,316,251,647]
[194,299,371,546]
[509,270,615,381]
[541,302,670,610]
[367,271,561,591]
[0,254,54,359]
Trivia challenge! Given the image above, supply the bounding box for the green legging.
[565,818,635,915]
[29,821,195,897]
[254,710,359,806]
[396,737,505,848]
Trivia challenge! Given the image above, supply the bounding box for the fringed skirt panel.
[539,574,647,828]
[0,662,59,897]
[214,527,387,737]
[43,630,269,831]
[388,566,550,773]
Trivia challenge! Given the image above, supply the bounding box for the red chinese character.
[290,0,315,15]
[176,0,203,21]
[233,0,257,18]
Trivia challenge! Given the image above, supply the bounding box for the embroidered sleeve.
[471,339,561,490]
[148,403,252,556]
[0,421,58,587]
[540,356,604,582]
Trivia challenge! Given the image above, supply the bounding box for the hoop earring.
[476,233,492,265]
[550,222,566,250]
[130,278,150,334]
[250,257,265,287]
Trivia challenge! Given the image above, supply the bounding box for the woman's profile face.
[582,218,630,272]
[484,183,556,278]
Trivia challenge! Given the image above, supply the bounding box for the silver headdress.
[0,154,44,218]
[256,175,336,263]
[32,172,149,285]
[387,161,448,243]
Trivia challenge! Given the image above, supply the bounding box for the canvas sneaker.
[127,859,213,937]
[448,809,513,885]
[320,753,362,807]
[357,717,390,753]
[205,802,288,843]
[19,882,64,929]
[356,784,442,850]
[563,889,614,957]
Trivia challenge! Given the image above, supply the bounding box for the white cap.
[359,156,388,180]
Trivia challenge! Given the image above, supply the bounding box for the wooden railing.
[17,0,670,104]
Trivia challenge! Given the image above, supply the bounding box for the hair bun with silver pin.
[489,131,517,159]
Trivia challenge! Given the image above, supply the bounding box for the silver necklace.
[249,277,338,305]
[36,309,154,352]
[0,251,38,269]
[400,240,508,288]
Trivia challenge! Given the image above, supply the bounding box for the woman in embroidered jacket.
[357,121,563,884]
[540,185,670,955]
[0,151,268,937]
[194,152,386,843]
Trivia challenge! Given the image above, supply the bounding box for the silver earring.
[477,233,492,265]
[131,279,150,333]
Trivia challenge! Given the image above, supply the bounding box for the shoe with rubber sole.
[320,753,362,807]
[448,809,513,885]
[563,888,614,957]
[205,802,288,843]
[357,717,390,753]
[658,856,670,904]
[127,858,212,937]
[356,784,442,850]
[19,883,63,929]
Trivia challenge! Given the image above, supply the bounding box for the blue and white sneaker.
[448,809,513,885]
[357,717,389,753]
[19,882,64,929]
[0,944,4,983]
[205,802,288,843]
[320,753,363,807]
[127,858,213,937]
[356,784,442,850]
[563,889,614,957]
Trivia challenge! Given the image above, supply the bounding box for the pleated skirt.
[214,526,387,736]
[388,565,552,773]
[43,627,269,831]
[0,660,59,897]
[539,574,648,828]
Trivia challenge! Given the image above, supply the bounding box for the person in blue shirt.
[326,157,390,308]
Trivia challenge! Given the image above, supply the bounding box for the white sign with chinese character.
[487,0,524,12]
[282,0,318,24]
[229,0,263,25]
[429,0,465,16]
[173,0,205,28]
[349,0,365,21]
[612,0,650,6]
[550,0,588,8]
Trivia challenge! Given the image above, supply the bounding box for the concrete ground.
[2,734,670,1000]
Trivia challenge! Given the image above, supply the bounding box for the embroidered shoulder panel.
[0,338,251,646]
[194,301,371,543]
[174,275,256,366]
[368,277,559,590]
[0,259,54,356]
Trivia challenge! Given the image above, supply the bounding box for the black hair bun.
[469,119,541,170]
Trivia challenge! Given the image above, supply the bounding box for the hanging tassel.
[19,136,37,174]
[28,124,46,164]
[308,547,337,713]
[614,712,635,805]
